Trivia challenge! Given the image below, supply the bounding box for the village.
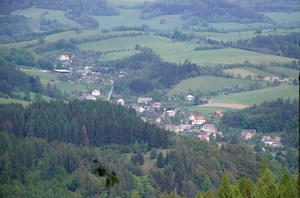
[50,53,284,150]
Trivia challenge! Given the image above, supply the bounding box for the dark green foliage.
[131,153,144,166]
[218,174,233,198]
[93,159,120,188]
[0,100,171,148]
[35,39,78,54]
[222,98,299,147]
[156,152,165,168]
[235,33,300,58]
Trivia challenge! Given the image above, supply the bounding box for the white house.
[186,95,195,102]
[189,114,206,125]
[166,110,176,117]
[91,89,101,97]
[86,95,97,101]
[117,99,125,106]
[201,124,216,133]
[137,97,152,105]
[58,54,70,61]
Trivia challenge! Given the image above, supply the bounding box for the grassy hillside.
[78,35,295,65]
[167,76,260,96]
[212,85,299,105]
[0,97,30,106]
[266,66,299,78]
[223,67,278,78]
[262,11,300,25]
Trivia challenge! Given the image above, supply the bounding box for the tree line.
[0,100,171,148]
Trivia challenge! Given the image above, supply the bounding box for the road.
[106,80,114,101]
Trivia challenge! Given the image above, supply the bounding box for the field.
[195,28,300,42]
[211,85,299,105]
[0,97,30,106]
[262,12,300,25]
[266,66,299,78]
[223,67,278,78]
[185,106,237,115]
[19,67,57,84]
[11,7,80,31]
[78,35,295,65]
[168,76,260,96]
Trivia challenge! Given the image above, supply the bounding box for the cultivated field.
[195,28,300,42]
[223,67,278,78]
[167,76,260,96]
[266,66,299,78]
[211,85,299,105]
[78,35,296,65]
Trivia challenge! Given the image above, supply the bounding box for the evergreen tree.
[156,152,165,168]
[218,174,233,198]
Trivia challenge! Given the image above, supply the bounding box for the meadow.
[195,28,300,42]
[223,67,278,78]
[211,85,299,105]
[261,11,300,25]
[78,35,295,65]
[266,66,299,78]
[167,76,260,96]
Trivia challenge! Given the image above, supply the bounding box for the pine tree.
[218,174,233,198]
[156,152,165,168]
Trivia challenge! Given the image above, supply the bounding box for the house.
[117,99,125,106]
[214,110,224,116]
[58,54,70,61]
[261,135,282,148]
[165,124,184,133]
[166,110,176,117]
[189,114,206,125]
[91,89,101,97]
[51,69,70,74]
[186,95,195,102]
[152,102,162,110]
[241,129,256,140]
[85,95,97,101]
[200,97,209,103]
[137,97,152,105]
[201,124,217,133]
[198,132,210,141]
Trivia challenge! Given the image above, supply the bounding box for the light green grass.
[185,106,236,115]
[0,97,30,106]
[19,67,57,84]
[168,76,259,96]
[262,12,300,25]
[109,0,157,6]
[224,67,278,78]
[195,28,300,42]
[206,22,274,31]
[212,85,299,105]
[101,50,138,61]
[94,8,184,30]
[266,66,299,78]
[78,35,295,65]
[11,7,80,28]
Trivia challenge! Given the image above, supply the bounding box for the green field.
[212,85,299,105]
[262,12,300,25]
[78,35,295,65]
[224,67,278,78]
[195,28,300,42]
[206,22,274,31]
[185,106,236,115]
[0,97,30,106]
[266,66,299,78]
[11,7,80,31]
[168,76,260,96]
[19,67,57,84]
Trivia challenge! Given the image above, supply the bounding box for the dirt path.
[200,102,249,109]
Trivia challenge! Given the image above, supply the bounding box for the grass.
[168,76,260,96]
[212,85,299,105]
[11,7,80,30]
[184,106,236,115]
[0,97,30,106]
[262,12,300,25]
[195,28,300,42]
[224,67,278,78]
[266,66,299,78]
[78,34,295,65]
[19,67,57,84]
[206,22,274,31]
